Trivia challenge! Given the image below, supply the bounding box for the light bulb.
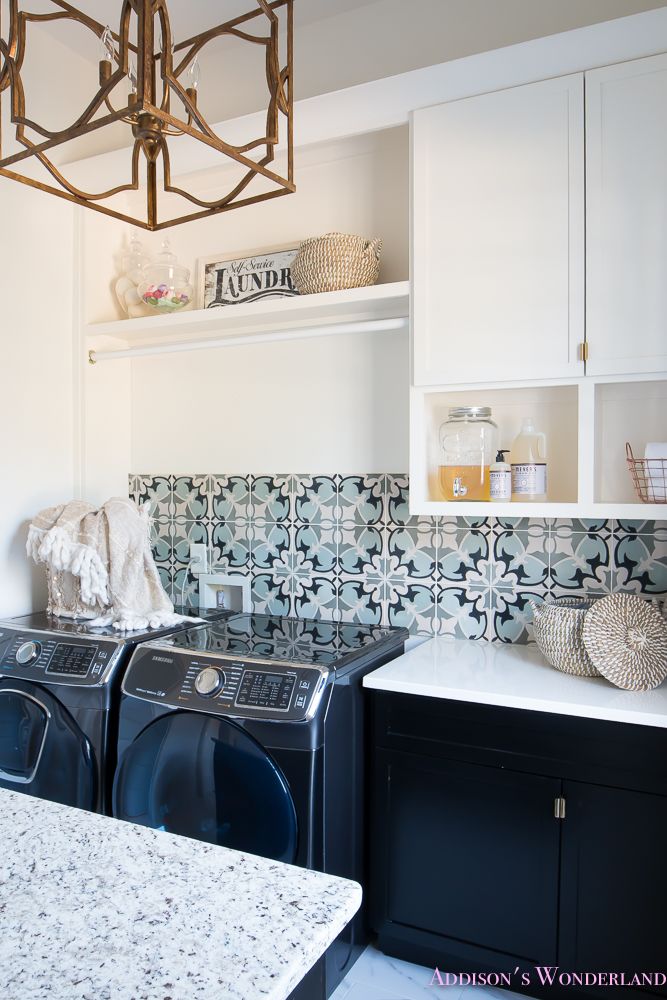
[99,25,114,65]
[128,57,138,95]
[185,56,200,92]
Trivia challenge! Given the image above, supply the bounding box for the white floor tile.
[342,945,456,999]
[329,980,353,1000]
[332,946,535,1000]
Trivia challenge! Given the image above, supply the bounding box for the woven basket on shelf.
[530,597,601,677]
[291,232,382,295]
[582,594,667,691]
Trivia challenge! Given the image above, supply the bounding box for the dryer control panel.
[123,647,330,723]
[0,628,121,686]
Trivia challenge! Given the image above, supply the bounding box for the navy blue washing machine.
[112,613,408,998]
[0,607,231,815]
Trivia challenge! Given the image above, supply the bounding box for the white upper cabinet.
[412,75,585,387]
[586,54,667,377]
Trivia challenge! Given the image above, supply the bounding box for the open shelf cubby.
[595,379,667,507]
[411,377,667,519]
[410,383,580,517]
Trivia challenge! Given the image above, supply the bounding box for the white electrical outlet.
[189,543,208,575]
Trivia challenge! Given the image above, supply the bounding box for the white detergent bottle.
[511,418,547,502]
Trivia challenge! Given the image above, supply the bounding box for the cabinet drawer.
[372,692,667,794]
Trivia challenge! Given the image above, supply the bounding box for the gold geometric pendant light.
[0,0,294,229]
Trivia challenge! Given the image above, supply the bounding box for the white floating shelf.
[418,500,667,519]
[86,281,410,350]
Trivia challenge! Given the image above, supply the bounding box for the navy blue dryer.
[112,613,407,996]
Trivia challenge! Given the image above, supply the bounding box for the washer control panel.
[123,648,329,722]
[0,628,120,686]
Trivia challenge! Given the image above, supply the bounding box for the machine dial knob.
[194,666,224,698]
[16,640,41,665]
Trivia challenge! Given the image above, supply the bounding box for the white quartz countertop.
[0,789,361,1000]
[363,639,667,728]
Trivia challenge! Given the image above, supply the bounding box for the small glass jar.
[115,233,151,318]
[137,239,193,313]
[438,406,499,501]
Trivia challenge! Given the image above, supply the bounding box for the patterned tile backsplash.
[129,474,667,642]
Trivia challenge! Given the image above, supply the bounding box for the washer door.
[0,681,96,809]
[113,712,298,863]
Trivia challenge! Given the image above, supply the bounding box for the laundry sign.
[199,246,300,309]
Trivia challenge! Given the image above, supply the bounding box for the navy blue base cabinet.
[369,692,667,1000]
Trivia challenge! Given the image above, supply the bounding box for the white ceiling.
[65,0,380,36]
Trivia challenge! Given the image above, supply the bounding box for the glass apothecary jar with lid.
[137,239,193,313]
[437,406,499,501]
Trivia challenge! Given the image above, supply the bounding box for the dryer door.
[0,680,96,809]
[113,712,298,863]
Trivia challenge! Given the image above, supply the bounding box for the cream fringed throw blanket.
[26,497,191,631]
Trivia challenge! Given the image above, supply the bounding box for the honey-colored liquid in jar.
[438,465,491,501]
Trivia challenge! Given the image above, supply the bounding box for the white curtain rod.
[88,316,409,364]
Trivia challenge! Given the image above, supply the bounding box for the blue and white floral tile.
[210,475,251,523]
[131,475,172,522]
[293,524,337,576]
[494,516,554,531]
[149,517,171,565]
[250,522,292,574]
[250,475,291,524]
[386,525,437,580]
[210,521,251,571]
[549,523,613,593]
[613,523,667,595]
[169,519,208,565]
[386,579,436,635]
[551,517,611,534]
[438,521,489,584]
[436,585,487,640]
[385,474,438,528]
[492,525,549,590]
[463,557,522,636]
[170,563,198,608]
[615,519,665,535]
[294,476,337,525]
[338,577,384,625]
[251,572,291,616]
[155,565,172,600]
[172,476,208,521]
[337,525,385,577]
[132,474,667,639]
[339,475,384,526]
[440,514,492,532]
[291,574,338,622]
[494,590,547,643]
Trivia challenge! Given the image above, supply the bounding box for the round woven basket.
[582,594,667,691]
[291,232,382,295]
[530,597,601,677]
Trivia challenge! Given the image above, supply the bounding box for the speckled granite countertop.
[0,789,361,1000]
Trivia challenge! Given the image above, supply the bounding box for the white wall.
[83,128,410,476]
[130,328,409,473]
[0,185,76,616]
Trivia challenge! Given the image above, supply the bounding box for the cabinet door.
[560,781,667,995]
[587,55,667,376]
[412,74,584,386]
[372,749,562,964]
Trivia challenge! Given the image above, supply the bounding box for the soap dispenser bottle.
[511,418,548,502]
[489,450,511,502]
